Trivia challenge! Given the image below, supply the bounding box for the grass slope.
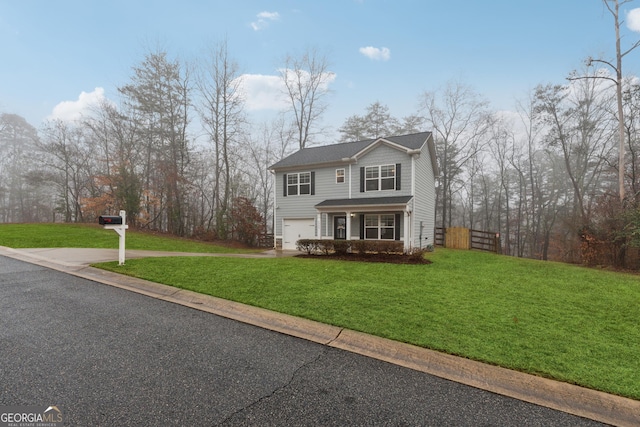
[2,224,638,399]
[0,223,254,253]
[97,251,640,400]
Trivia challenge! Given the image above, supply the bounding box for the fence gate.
[445,227,470,249]
[435,227,501,253]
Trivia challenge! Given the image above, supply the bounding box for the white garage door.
[283,218,315,250]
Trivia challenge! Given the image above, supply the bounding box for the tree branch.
[621,38,640,58]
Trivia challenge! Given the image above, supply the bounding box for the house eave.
[314,196,413,213]
[270,158,356,173]
[315,204,411,213]
[352,138,421,161]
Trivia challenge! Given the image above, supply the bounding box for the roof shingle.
[315,195,413,208]
[270,131,432,170]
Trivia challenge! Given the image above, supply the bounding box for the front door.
[334,216,346,240]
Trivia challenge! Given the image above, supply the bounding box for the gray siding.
[274,166,348,236]
[412,145,436,248]
[350,145,412,199]
[273,136,436,249]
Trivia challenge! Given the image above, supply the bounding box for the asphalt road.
[0,256,606,426]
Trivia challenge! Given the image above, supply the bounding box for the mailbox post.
[99,210,129,265]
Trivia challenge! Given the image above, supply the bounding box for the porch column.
[345,211,352,240]
[317,213,322,238]
[404,210,411,251]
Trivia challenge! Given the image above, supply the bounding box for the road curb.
[330,329,640,427]
[2,247,639,426]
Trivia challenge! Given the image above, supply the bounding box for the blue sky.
[2,0,640,139]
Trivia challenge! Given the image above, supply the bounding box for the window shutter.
[311,171,315,195]
[396,163,401,190]
[360,167,365,192]
[395,213,401,241]
[359,214,365,239]
[283,174,287,197]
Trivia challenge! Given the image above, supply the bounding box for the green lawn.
[0,223,255,253]
[96,251,640,400]
[1,223,639,400]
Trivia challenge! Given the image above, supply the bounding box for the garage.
[283,218,315,250]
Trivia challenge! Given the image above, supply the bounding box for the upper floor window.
[287,172,311,196]
[336,168,345,184]
[365,164,395,191]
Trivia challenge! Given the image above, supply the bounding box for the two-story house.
[269,131,437,251]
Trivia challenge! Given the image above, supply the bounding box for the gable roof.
[269,131,434,171]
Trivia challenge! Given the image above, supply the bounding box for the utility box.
[99,215,123,225]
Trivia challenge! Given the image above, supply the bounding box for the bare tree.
[534,79,614,227]
[488,121,516,255]
[419,80,493,229]
[83,100,143,225]
[38,120,93,222]
[196,39,246,239]
[575,0,640,201]
[624,83,640,202]
[279,47,334,149]
[0,113,41,222]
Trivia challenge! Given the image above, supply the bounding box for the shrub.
[351,240,368,254]
[296,239,318,255]
[317,240,334,255]
[333,240,351,255]
[373,240,404,254]
[295,239,406,258]
[406,247,429,262]
[230,197,264,246]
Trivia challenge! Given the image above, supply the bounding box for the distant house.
[269,132,438,251]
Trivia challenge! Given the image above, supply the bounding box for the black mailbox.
[99,215,123,225]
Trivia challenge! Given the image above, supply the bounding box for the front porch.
[314,196,414,251]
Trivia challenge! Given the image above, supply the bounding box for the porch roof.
[315,195,413,210]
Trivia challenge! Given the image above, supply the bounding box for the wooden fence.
[434,227,501,253]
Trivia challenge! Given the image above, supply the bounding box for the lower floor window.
[364,214,395,240]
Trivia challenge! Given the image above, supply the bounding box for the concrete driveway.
[6,247,295,267]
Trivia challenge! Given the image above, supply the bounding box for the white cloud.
[258,11,279,20]
[48,87,109,122]
[236,69,337,111]
[236,74,288,110]
[251,11,280,31]
[627,8,640,32]
[359,46,391,61]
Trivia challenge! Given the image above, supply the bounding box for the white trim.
[363,213,396,240]
[287,171,312,196]
[315,203,410,214]
[272,170,277,249]
[351,138,417,160]
[348,164,352,199]
[324,213,328,237]
[364,164,396,192]
[411,155,416,197]
[404,211,411,251]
